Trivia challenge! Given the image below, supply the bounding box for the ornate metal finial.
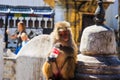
[94,0,105,25]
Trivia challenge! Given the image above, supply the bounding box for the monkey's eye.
[59,30,69,36]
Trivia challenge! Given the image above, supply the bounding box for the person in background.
[6,21,28,54]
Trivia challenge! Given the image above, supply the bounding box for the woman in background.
[7,21,28,54]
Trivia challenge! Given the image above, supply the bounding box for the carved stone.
[80,25,117,55]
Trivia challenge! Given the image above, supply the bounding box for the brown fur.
[42,21,78,80]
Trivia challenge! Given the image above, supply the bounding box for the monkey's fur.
[42,21,78,80]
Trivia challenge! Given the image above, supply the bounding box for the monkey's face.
[58,28,70,42]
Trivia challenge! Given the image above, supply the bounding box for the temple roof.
[58,0,115,13]
[0,5,54,15]
[73,0,114,3]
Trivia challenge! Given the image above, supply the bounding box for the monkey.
[42,21,78,80]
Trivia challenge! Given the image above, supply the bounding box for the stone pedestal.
[76,25,120,80]
[76,54,120,80]
[16,35,53,80]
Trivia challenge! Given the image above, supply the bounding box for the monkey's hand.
[47,47,60,62]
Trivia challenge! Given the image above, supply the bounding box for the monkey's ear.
[55,34,59,40]
[63,21,70,28]
[52,31,59,40]
[55,30,60,40]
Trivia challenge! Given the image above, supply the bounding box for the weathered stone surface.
[17,35,52,58]
[3,49,16,57]
[77,24,120,80]
[0,33,4,80]
[80,25,117,55]
[16,35,52,80]
[3,57,16,80]
[76,54,120,80]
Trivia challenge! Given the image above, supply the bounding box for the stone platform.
[75,54,120,80]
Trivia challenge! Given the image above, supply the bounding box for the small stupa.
[76,0,120,80]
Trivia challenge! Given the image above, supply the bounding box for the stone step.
[75,74,120,80]
[75,54,120,80]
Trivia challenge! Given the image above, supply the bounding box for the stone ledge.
[75,74,120,80]
[76,54,120,80]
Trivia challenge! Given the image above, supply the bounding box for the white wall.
[105,0,118,30]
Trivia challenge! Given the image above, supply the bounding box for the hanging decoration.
[9,18,14,28]
[16,18,20,27]
[0,18,3,28]
[14,13,21,18]
[28,18,33,28]
[41,18,45,28]
[22,18,26,26]
[47,19,51,28]
[35,18,39,29]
